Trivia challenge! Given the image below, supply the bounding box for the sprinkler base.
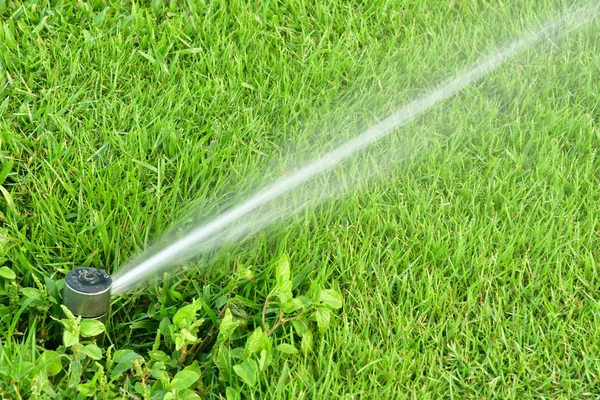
[63,267,112,321]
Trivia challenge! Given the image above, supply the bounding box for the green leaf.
[213,345,231,373]
[218,308,240,341]
[78,380,96,397]
[296,296,313,308]
[281,298,304,313]
[63,330,79,347]
[275,254,293,303]
[149,350,172,364]
[171,369,200,390]
[306,282,321,303]
[20,287,41,299]
[133,382,146,396]
[177,389,201,400]
[173,303,198,328]
[175,335,186,351]
[183,361,201,375]
[226,387,241,400]
[245,327,269,356]
[258,349,272,372]
[233,360,257,386]
[113,349,142,364]
[150,362,167,381]
[67,360,83,390]
[291,319,308,335]
[276,343,298,355]
[174,328,198,351]
[319,289,343,309]
[110,350,143,379]
[181,328,197,342]
[35,374,57,397]
[190,318,205,330]
[282,296,312,313]
[38,350,62,377]
[80,319,105,337]
[300,330,313,355]
[81,344,103,360]
[231,347,245,360]
[275,280,292,304]
[276,254,291,287]
[159,317,173,340]
[314,307,331,332]
[0,266,15,279]
[164,392,175,400]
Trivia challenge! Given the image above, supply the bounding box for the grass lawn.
[1,0,600,398]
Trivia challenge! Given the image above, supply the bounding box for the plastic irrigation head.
[63,267,112,322]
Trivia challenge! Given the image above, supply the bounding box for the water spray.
[111,1,600,295]
[63,267,112,322]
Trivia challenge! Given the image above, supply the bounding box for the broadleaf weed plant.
[0,254,342,399]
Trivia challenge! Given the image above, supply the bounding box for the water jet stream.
[112,2,599,295]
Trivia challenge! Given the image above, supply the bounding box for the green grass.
[1,0,600,398]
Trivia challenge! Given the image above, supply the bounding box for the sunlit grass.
[1,0,599,398]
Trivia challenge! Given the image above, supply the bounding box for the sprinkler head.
[63,267,112,322]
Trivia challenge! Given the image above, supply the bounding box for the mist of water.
[111,2,600,295]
